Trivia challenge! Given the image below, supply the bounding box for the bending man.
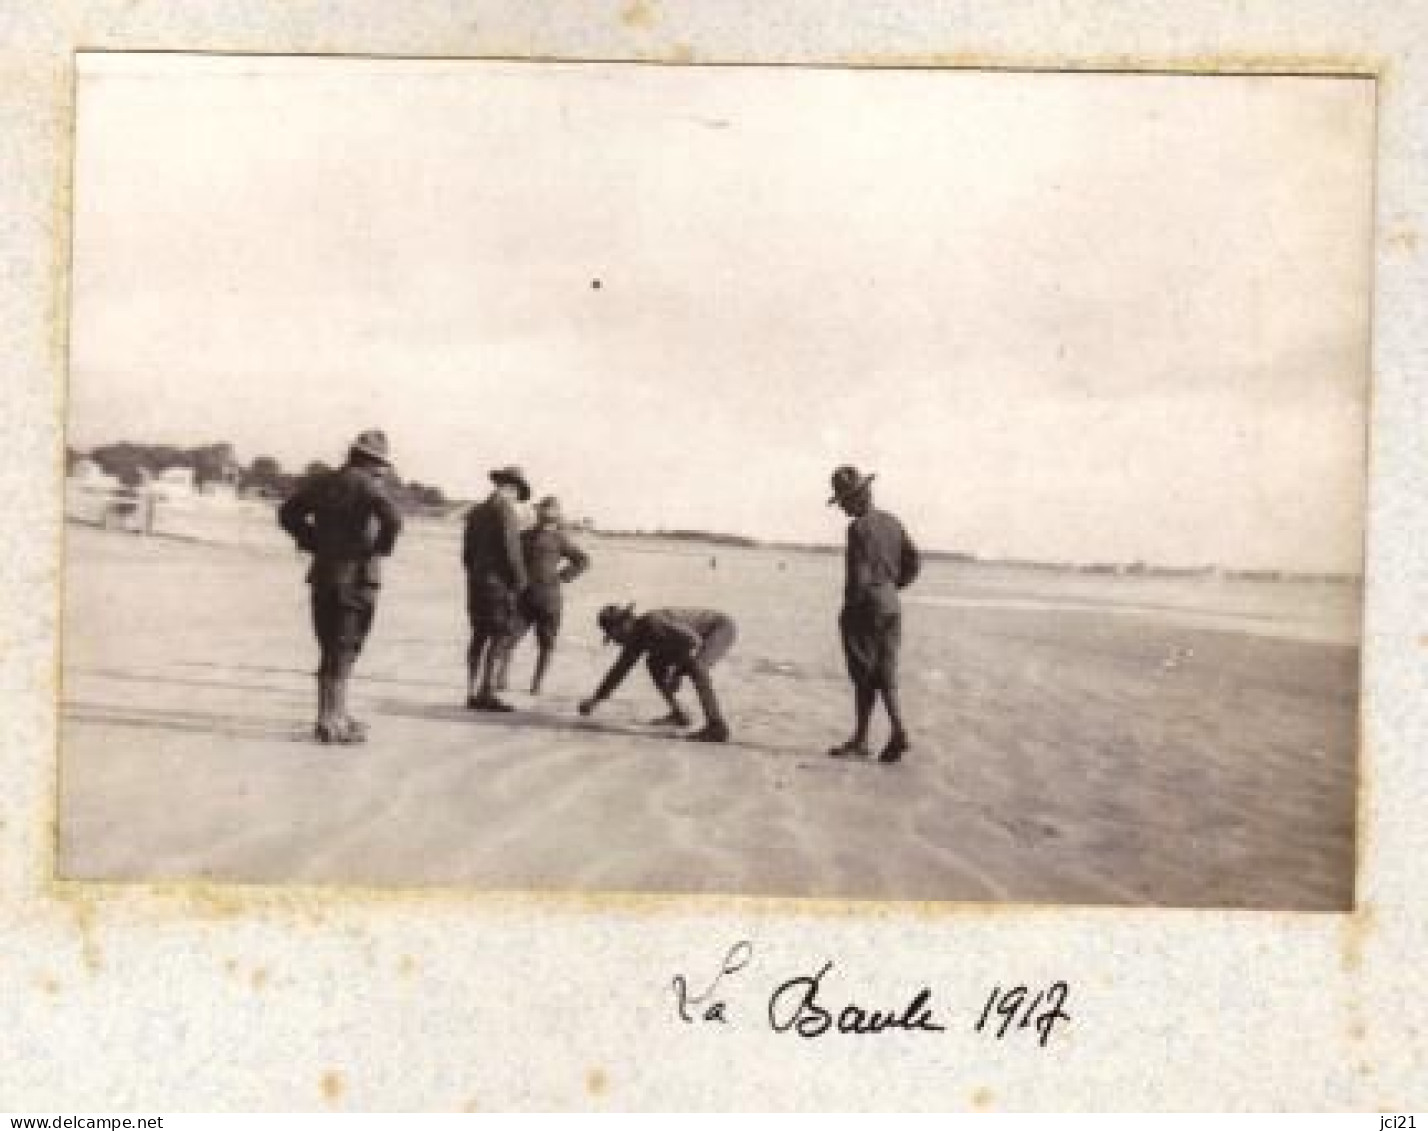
[578,604,736,743]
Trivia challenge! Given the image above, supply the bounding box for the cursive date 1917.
[975,981,1071,1047]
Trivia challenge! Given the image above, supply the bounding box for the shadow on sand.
[177,660,463,691]
[62,701,314,744]
[71,666,309,698]
[371,697,822,760]
[62,694,876,766]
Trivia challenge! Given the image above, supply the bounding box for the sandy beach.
[58,520,1359,909]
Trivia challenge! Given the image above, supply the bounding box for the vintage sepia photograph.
[59,53,1374,910]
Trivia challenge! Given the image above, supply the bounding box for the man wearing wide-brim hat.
[278,429,404,744]
[462,464,533,711]
[826,463,921,764]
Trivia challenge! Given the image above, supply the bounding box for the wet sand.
[58,522,1359,909]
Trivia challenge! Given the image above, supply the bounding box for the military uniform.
[463,466,533,710]
[514,525,590,650]
[279,438,402,743]
[826,464,919,763]
[585,607,737,741]
[463,492,528,638]
[840,508,920,690]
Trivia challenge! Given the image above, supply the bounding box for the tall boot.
[474,636,491,708]
[339,672,367,741]
[315,675,337,743]
[686,665,729,743]
[330,675,366,744]
[473,645,514,711]
[530,644,553,696]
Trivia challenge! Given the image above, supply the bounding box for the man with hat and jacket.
[278,429,404,744]
[827,464,921,764]
[463,465,532,712]
[493,495,591,696]
[578,603,736,743]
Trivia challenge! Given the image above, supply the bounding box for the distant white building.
[66,457,139,529]
[69,458,121,493]
[198,463,240,500]
[148,466,196,500]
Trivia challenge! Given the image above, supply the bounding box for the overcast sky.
[68,55,1375,570]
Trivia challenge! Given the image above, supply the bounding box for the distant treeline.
[68,442,451,513]
[598,528,761,548]
[590,528,1357,581]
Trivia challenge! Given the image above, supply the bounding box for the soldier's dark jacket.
[278,464,403,586]
[844,508,920,614]
[593,608,727,701]
[463,493,528,590]
[522,526,590,589]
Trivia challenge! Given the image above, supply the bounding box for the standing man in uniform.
[463,465,531,712]
[826,464,920,764]
[578,603,737,743]
[493,495,591,696]
[278,430,403,744]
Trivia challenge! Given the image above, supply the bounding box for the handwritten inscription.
[670,940,1071,1049]
[672,940,752,1024]
[974,982,1072,1048]
[768,960,946,1037]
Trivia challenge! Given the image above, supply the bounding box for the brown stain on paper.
[620,0,657,31]
[971,1087,995,1110]
[585,1067,609,1098]
[1340,902,1376,973]
[64,894,103,973]
[1386,227,1420,253]
[320,1070,345,1106]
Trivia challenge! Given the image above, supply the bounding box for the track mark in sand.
[180,659,464,692]
[291,763,444,876]
[748,656,841,683]
[63,701,312,744]
[1046,860,1148,906]
[470,751,626,864]
[908,826,1016,902]
[69,664,309,699]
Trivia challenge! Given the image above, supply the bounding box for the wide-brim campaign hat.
[597,602,636,644]
[349,429,393,467]
[490,465,532,502]
[827,464,876,506]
